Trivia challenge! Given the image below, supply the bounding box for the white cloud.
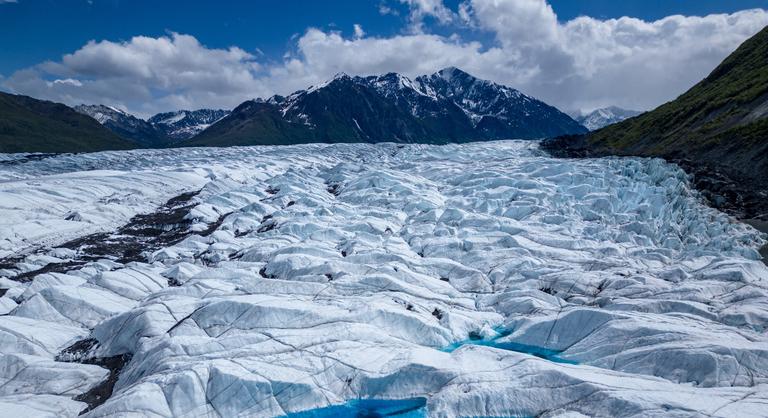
[457,1,473,25]
[292,28,485,79]
[398,0,456,33]
[468,2,768,112]
[353,24,366,39]
[287,2,768,113]
[4,33,273,117]
[275,3,768,113]
[50,78,83,87]
[378,1,398,16]
[471,0,559,47]
[3,1,767,116]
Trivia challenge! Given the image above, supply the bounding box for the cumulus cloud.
[398,0,456,32]
[472,0,559,47]
[50,78,83,87]
[3,1,768,116]
[353,24,366,39]
[3,33,272,117]
[378,2,398,16]
[277,3,768,113]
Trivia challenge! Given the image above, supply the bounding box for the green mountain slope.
[184,101,323,147]
[0,92,136,153]
[545,26,768,219]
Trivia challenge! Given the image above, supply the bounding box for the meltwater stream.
[0,141,766,417]
[441,329,577,364]
[284,398,428,418]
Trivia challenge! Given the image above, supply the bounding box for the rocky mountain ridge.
[189,67,587,146]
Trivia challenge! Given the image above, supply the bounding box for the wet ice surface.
[284,397,427,417]
[0,141,767,417]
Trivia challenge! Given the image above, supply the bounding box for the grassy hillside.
[0,92,136,153]
[545,26,768,219]
[184,102,321,147]
[565,26,768,183]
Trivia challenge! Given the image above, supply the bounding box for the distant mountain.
[188,67,586,147]
[75,106,230,146]
[575,106,642,130]
[544,26,768,220]
[148,109,229,141]
[415,68,586,139]
[0,92,135,153]
[75,104,166,147]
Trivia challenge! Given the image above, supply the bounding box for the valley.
[0,141,765,417]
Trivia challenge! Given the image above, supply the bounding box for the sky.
[1,0,768,118]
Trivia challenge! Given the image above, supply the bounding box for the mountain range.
[74,105,229,147]
[575,106,642,131]
[0,68,588,152]
[190,67,587,146]
[148,109,231,141]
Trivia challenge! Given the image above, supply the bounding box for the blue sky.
[2,0,767,75]
[2,0,767,116]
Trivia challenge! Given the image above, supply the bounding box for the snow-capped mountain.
[75,106,230,146]
[74,104,166,147]
[575,106,642,130]
[148,109,229,141]
[73,104,126,125]
[414,67,581,138]
[190,68,587,146]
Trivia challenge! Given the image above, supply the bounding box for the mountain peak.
[575,106,642,130]
[75,105,230,145]
[192,68,585,146]
[148,108,230,141]
[332,72,351,80]
[74,104,131,123]
[436,66,471,81]
[74,103,166,146]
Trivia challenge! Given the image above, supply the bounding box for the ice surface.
[0,141,766,417]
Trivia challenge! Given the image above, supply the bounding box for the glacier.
[0,141,766,417]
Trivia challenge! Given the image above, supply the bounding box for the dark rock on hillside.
[75,106,231,146]
[415,67,586,139]
[148,109,230,141]
[75,104,167,148]
[188,68,586,147]
[575,106,642,131]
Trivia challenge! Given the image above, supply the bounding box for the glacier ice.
[0,141,766,417]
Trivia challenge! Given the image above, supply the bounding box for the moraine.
[0,141,766,417]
